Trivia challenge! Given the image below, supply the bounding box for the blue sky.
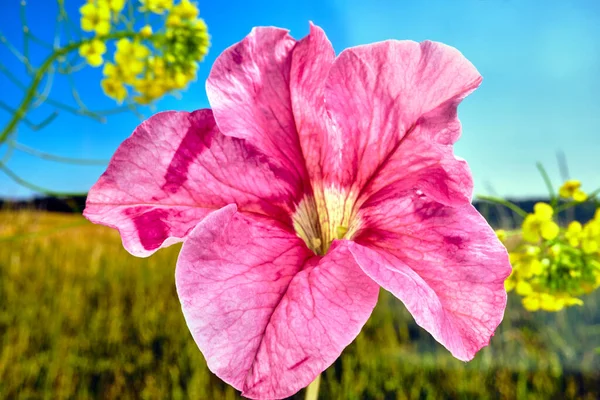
[0,0,599,199]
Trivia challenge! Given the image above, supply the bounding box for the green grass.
[0,211,599,399]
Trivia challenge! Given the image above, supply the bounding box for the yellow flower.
[114,39,150,82]
[522,294,540,311]
[522,203,559,243]
[559,179,587,202]
[80,3,111,36]
[508,247,543,279]
[172,0,199,19]
[166,13,182,27]
[580,264,600,293]
[522,246,544,277]
[504,268,516,292]
[495,229,507,243]
[516,280,533,296]
[139,0,173,14]
[115,38,150,59]
[79,39,107,67]
[565,221,583,247]
[541,293,583,312]
[581,220,600,254]
[101,77,127,103]
[522,292,583,312]
[107,0,126,13]
[133,77,168,104]
[590,208,600,225]
[140,25,153,38]
[103,61,117,77]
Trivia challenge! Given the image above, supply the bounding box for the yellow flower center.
[292,187,361,255]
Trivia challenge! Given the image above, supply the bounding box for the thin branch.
[0,31,162,143]
[97,105,142,116]
[0,101,58,130]
[0,161,88,197]
[53,1,62,50]
[476,194,529,219]
[0,62,116,123]
[66,70,92,112]
[1,131,18,164]
[124,97,145,120]
[0,31,33,73]
[57,0,83,42]
[20,0,31,73]
[57,61,87,74]
[27,112,59,131]
[40,97,106,123]
[10,141,110,165]
[127,0,135,30]
[536,162,557,208]
[31,65,56,109]
[0,62,28,91]
[27,33,54,49]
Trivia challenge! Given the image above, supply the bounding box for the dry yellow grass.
[0,211,599,399]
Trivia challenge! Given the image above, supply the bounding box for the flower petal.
[323,40,481,191]
[84,110,299,257]
[206,27,308,188]
[351,191,510,361]
[289,23,336,186]
[176,206,379,399]
[358,135,473,207]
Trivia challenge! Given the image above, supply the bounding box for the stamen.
[292,187,359,255]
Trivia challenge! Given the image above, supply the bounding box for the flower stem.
[476,194,529,218]
[10,141,109,165]
[0,161,87,197]
[536,162,557,208]
[0,31,159,144]
[305,374,321,400]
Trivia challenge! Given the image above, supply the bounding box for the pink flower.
[84,23,511,400]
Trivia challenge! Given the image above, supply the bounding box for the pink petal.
[323,40,482,191]
[351,192,510,361]
[176,205,379,399]
[358,135,473,207]
[289,23,337,186]
[84,110,299,257]
[206,27,308,188]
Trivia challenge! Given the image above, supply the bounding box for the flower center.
[292,187,360,255]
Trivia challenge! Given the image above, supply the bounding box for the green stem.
[1,131,18,164]
[0,31,160,144]
[0,31,32,72]
[536,162,557,208]
[476,195,529,218]
[0,101,58,130]
[20,1,30,72]
[0,161,87,197]
[10,141,110,165]
[0,61,28,90]
[305,374,321,400]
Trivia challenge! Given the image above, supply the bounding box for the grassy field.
[1,210,599,399]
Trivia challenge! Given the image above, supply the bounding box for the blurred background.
[0,0,599,399]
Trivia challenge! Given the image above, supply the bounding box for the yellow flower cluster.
[559,179,588,202]
[140,0,174,14]
[522,202,559,243]
[80,0,126,37]
[79,0,210,104]
[502,205,600,312]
